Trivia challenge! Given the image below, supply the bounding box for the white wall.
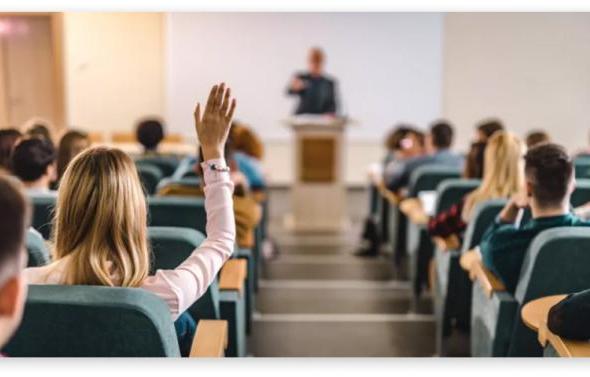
[165,12,443,184]
[443,13,590,152]
[62,13,164,133]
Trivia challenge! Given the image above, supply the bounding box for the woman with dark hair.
[57,130,91,181]
[136,118,165,154]
[0,128,22,173]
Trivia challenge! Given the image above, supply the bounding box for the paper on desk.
[418,190,437,216]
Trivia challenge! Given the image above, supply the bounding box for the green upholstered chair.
[574,157,590,180]
[171,156,198,180]
[434,198,506,356]
[137,163,163,196]
[571,179,590,207]
[26,228,50,267]
[30,194,56,240]
[136,156,180,178]
[387,166,462,277]
[3,285,181,357]
[471,227,590,356]
[148,196,207,232]
[148,226,246,357]
[407,176,475,300]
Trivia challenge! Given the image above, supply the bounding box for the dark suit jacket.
[287,73,337,115]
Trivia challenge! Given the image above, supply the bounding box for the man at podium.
[287,47,339,115]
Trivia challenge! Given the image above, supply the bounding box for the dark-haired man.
[480,143,590,294]
[386,120,463,192]
[11,138,57,194]
[136,118,165,154]
[0,174,30,352]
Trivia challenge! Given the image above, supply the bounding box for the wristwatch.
[208,162,230,172]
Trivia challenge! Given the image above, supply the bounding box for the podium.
[284,115,350,233]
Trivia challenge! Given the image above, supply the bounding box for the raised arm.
[143,83,237,320]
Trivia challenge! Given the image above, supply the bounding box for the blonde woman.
[428,131,525,240]
[24,83,237,355]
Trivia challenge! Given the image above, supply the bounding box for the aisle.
[250,188,436,357]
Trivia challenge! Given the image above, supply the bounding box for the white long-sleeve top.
[24,158,236,320]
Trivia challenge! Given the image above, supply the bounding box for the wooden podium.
[284,115,349,233]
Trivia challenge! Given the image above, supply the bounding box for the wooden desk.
[522,295,590,357]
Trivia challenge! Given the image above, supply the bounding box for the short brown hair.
[524,143,573,208]
[430,120,454,149]
[0,174,29,285]
[476,118,504,140]
[525,130,551,148]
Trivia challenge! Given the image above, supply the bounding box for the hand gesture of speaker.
[194,83,237,161]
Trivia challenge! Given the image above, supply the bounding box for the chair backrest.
[461,199,508,253]
[30,195,56,240]
[137,164,164,196]
[136,156,180,178]
[433,179,480,215]
[26,228,50,267]
[3,285,180,357]
[408,165,462,198]
[509,227,590,356]
[148,226,220,319]
[148,196,207,235]
[171,156,198,180]
[571,179,590,207]
[575,157,590,179]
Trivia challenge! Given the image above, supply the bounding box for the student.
[136,118,165,155]
[386,120,463,193]
[0,174,30,352]
[428,131,525,241]
[479,143,590,294]
[24,83,237,355]
[25,122,55,149]
[231,121,264,160]
[56,130,91,182]
[382,126,426,186]
[525,130,551,148]
[474,118,504,143]
[0,129,22,173]
[11,138,57,195]
[547,289,590,340]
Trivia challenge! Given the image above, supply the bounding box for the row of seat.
[10,194,262,357]
[377,163,590,357]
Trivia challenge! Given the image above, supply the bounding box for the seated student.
[56,130,91,183]
[0,174,30,353]
[386,120,463,193]
[428,132,524,242]
[479,143,590,294]
[547,289,590,340]
[525,129,551,149]
[230,124,266,191]
[474,118,504,143]
[0,129,22,174]
[11,138,57,195]
[231,121,264,160]
[24,83,237,356]
[381,126,426,186]
[24,121,55,149]
[136,118,165,155]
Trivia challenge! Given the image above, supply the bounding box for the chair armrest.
[538,321,590,357]
[219,259,248,294]
[472,262,506,298]
[400,198,428,225]
[190,319,228,357]
[433,234,461,252]
[460,247,482,276]
[521,295,567,332]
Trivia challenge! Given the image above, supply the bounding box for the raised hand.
[194,83,237,161]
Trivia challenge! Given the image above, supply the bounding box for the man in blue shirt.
[480,143,590,294]
[386,120,464,192]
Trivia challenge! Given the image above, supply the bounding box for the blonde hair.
[462,131,526,221]
[51,147,150,287]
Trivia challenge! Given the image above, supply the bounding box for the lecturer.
[287,47,338,115]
